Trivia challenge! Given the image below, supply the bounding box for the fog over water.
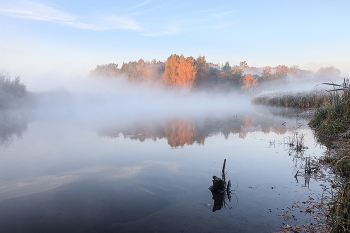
[29,77,255,128]
[0,73,338,233]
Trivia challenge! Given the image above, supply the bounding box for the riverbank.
[320,137,350,233]
[253,84,350,232]
[309,83,350,232]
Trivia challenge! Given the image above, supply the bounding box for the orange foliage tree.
[164,54,197,88]
[242,74,258,92]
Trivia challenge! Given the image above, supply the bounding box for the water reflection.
[0,110,28,146]
[98,107,311,148]
[0,106,331,233]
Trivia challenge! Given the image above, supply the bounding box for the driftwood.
[208,159,232,212]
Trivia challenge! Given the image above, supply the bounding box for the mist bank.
[0,55,344,130]
[0,68,251,132]
[28,78,252,128]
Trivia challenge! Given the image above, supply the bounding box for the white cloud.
[0,1,74,21]
[0,0,235,35]
[143,23,179,36]
[142,7,235,37]
[100,15,142,30]
[0,0,142,31]
[136,0,154,7]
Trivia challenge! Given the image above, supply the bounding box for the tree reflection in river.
[98,107,312,148]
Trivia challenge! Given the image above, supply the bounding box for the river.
[0,105,333,233]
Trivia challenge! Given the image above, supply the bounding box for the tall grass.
[330,181,350,233]
[309,78,350,233]
[252,90,331,108]
[322,150,350,233]
[309,79,350,135]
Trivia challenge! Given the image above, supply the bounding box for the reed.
[311,78,350,232]
[309,79,350,136]
[330,181,350,233]
[322,150,350,233]
[252,90,331,108]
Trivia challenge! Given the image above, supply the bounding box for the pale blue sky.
[0,0,349,90]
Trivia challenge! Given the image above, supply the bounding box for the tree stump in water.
[208,159,231,212]
[209,176,225,193]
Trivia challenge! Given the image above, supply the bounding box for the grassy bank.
[296,79,350,233]
[322,139,350,233]
[311,92,350,232]
[309,84,350,136]
[252,80,350,232]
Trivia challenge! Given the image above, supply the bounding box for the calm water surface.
[0,106,332,233]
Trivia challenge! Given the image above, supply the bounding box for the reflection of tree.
[98,108,312,148]
[164,120,197,147]
[0,112,28,146]
[242,115,256,129]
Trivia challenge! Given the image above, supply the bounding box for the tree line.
[89,54,341,92]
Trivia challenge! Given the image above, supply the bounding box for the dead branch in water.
[209,159,233,212]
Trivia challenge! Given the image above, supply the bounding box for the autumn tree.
[242,74,259,92]
[163,54,179,85]
[163,54,197,88]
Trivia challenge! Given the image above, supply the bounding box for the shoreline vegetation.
[251,90,332,108]
[310,80,350,233]
[252,79,350,232]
